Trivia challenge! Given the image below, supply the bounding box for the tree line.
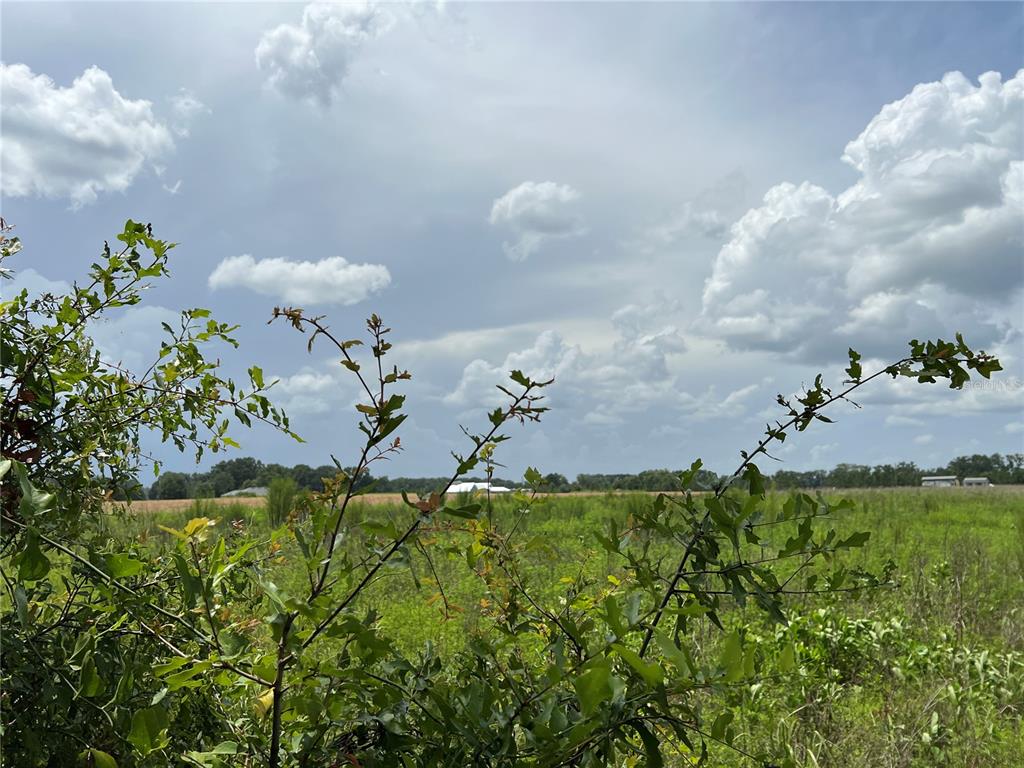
[143,452,1024,499]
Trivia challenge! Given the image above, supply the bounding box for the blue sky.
[2,1,1022,479]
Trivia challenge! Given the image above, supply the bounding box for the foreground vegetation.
[101,488,1023,767]
[2,220,1013,767]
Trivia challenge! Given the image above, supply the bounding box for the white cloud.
[443,330,583,408]
[1005,421,1024,435]
[168,89,209,137]
[208,254,391,306]
[443,302,767,429]
[646,203,731,243]
[3,268,71,299]
[0,63,174,206]
[913,433,934,446]
[809,442,840,464]
[700,70,1024,360]
[268,367,349,415]
[489,181,586,261]
[884,414,926,428]
[255,1,392,105]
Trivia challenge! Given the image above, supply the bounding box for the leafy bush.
[266,476,297,526]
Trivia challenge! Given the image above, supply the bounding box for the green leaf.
[633,721,664,768]
[573,662,611,716]
[613,644,665,687]
[106,554,145,579]
[79,657,106,698]
[128,707,168,755]
[719,631,744,682]
[653,631,693,679]
[17,533,50,582]
[836,531,870,549]
[184,741,238,766]
[78,749,118,768]
[153,656,192,677]
[440,503,482,520]
[779,642,796,673]
[710,711,734,742]
[14,463,54,517]
[845,348,862,381]
[603,595,626,638]
[743,464,765,497]
[164,661,211,691]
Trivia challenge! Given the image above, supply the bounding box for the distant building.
[448,481,512,494]
[222,486,269,497]
[921,476,959,488]
[963,477,993,487]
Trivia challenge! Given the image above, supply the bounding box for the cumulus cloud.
[0,63,174,206]
[489,181,586,261]
[255,1,392,105]
[442,302,766,428]
[700,70,1024,360]
[268,367,349,415]
[208,254,391,306]
[444,330,583,408]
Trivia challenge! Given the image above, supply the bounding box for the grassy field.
[111,487,1024,767]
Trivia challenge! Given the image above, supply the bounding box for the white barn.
[448,481,512,495]
[921,476,958,488]
[963,477,993,487]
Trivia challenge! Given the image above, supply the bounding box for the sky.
[2,1,1022,481]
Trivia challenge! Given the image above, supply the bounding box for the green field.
[112,487,1024,767]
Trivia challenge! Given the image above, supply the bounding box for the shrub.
[267,476,298,526]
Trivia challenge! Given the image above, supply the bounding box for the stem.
[191,539,222,653]
[302,383,540,650]
[638,357,911,657]
[268,614,295,768]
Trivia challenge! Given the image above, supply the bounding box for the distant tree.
[211,456,265,490]
[150,471,191,499]
[542,472,572,492]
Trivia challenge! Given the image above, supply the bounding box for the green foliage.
[266,476,297,527]
[1,219,1015,767]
